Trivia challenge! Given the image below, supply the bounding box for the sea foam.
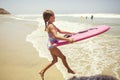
[24,14,120,80]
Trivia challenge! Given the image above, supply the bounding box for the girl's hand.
[67,38,74,43]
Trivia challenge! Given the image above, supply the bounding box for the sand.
[0,22,64,80]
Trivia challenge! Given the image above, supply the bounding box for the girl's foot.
[39,71,44,80]
[68,69,75,74]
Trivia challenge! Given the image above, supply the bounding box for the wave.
[0,15,41,22]
[14,13,120,18]
[26,19,120,80]
[56,13,120,19]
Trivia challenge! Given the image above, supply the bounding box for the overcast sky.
[0,0,120,14]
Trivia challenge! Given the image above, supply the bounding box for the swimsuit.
[47,25,58,49]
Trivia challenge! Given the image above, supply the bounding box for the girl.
[39,10,75,80]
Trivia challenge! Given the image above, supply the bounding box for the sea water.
[1,14,120,80]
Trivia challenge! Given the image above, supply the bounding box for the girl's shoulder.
[48,24,55,30]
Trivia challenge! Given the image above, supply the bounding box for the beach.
[0,14,120,80]
[0,15,64,80]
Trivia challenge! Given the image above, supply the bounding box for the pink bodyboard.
[53,25,110,46]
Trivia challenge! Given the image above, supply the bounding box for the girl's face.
[49,16,55,23]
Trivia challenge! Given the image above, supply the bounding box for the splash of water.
[26,19,120,80]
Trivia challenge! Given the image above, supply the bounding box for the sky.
[0,0,120,14]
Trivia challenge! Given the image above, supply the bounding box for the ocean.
[1,14,120,80]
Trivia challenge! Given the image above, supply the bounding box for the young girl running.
[39,10,75,80]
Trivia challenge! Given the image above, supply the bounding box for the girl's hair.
[43,10,54,31]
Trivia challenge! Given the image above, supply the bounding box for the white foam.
[13,13,120,20]
[56,35,120,79]
[26,21,52,60]
[56,13,120,18]
[25,16,120,80]
[4,14,42,22]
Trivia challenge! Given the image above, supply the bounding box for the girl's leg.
[39,50,58,80]
[51,47,75,74]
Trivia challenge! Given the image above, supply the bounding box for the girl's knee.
[52,59,58,63]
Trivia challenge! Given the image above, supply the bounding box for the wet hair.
[43,10,54,31]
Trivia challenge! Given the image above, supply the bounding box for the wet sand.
[0,21,64,80]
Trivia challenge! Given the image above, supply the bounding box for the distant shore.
[0,8,10,14]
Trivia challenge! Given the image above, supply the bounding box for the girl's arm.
[48,24,73,43]
[55,26,75,34]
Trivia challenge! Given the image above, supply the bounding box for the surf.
[24,14,120,80]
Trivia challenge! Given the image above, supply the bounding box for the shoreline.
[1,15,120,80]
[0,18,64,80]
